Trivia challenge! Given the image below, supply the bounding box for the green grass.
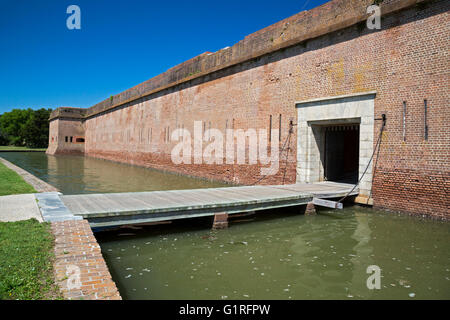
[0,219,62,300]
[0,146,46,151]
[0,161,37,196]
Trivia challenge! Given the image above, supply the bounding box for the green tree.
[0,109,33,146]
[0,115,9,145]
[22,108,52,148]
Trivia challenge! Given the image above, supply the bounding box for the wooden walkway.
[59,182,358,228]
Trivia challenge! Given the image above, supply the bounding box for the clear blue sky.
[0,0,329,114]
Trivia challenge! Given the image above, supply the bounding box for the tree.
[0,116,9,145]
[22,108,52,148]
[0,108,52,147]
[0,109,33,146]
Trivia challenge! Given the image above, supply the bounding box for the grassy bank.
[0,161,36,196]
[0,219,61,299]
[0,146,46,152]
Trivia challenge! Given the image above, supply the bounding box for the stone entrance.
[295,92,375,197]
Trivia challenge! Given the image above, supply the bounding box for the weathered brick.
[51,220,121,300]
[47,0,449,219]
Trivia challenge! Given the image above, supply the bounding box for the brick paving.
[51,220,121,300]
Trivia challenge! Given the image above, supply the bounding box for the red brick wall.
[51,220,121,300]
[47,119,85,155]
[50,0,449,218]
[372,169,449,219]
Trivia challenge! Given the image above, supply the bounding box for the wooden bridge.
[37,181,358,228]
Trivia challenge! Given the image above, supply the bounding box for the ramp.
[58,182,358,228]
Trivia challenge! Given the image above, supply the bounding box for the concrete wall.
[48,0,450,218]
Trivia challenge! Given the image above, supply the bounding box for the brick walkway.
[51,220,121,300]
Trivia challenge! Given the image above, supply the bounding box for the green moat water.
[96,207,450,300]
[1,152,449,299]
[0,152,227,194]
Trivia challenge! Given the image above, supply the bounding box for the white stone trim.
[295,93,376,197]
[295,91,377,105]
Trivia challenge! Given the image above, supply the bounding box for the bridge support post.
[305,202,316,215]
[212,213,228,229]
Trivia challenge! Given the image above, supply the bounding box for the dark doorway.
[324,124,359,184]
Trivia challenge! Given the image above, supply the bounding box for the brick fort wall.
[48,0,450,219]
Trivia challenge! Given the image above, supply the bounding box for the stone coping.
[49,0,430,121]
[35,192,82,223]
[0,157,120,299]
[295,91,377,106]
[0,157,59,193]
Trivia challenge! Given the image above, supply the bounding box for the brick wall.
[51,220,121,300]
[48,0,449,218]
[372,169,450,219]
[47,118,85,155]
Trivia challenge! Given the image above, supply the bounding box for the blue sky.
[0,0,329,114]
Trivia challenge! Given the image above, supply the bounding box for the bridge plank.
[59,182,358,227]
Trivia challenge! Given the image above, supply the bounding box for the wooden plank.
[59,182,358,226]
[312,197,343,209]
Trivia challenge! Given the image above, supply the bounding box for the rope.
[282,126,293,185]
[249,127,293,186]
[338,118,386,203]
[368,122,384,201]
[248,116,385,194]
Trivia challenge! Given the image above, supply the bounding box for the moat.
[0,152,227,194]
[96,207,450,300]
[1,152,449,300]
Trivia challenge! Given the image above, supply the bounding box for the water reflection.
[0,152,228,194]
[349,212,373,298]
[1,152,448,299]
[96,207,450,300]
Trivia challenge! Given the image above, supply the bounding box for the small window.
[65,136,68,142]
[70,136,73,143]
[75,137,85,143]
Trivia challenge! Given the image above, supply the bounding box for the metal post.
[424,99,428,140]
[402,101,407,142]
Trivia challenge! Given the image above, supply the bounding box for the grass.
[0,219,62,300]
[0,161,37,196]
[0,146,46,151]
